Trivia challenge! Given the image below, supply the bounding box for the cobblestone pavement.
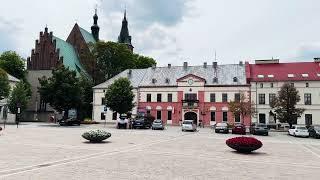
[0,123,319,180]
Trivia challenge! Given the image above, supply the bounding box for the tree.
[104,77,135,115]
[77,75,94,120]
[0,68,10,100]
[92,41,157,85]
[270,83,305,128]
[8,81,31,114]
[38,65,81,118]
[0,51,26,80]
[228,93,256,124]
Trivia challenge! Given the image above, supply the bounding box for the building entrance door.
[184,112,198,124]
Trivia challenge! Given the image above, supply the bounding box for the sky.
[0,0,320,66]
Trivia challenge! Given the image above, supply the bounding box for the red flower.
[226,137,263,153]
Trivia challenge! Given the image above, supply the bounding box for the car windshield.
[217,123,227,127]
[183,121,192,124]
[297,127,307,130]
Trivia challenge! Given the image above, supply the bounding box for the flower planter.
[82,130,111,143]
[226,137,262,153]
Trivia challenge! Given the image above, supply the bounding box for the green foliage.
[0,51,26,80]
[105,77,135,115]
[38,65,81,118]
[228,93,256,123]
[92,41,156,85]
[8,81,31,114]
[0,68,10,100]
[78,75,94,120]
[270,83,305,127]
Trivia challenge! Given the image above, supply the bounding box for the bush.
[226,137,262,153]
[82,130,111,143]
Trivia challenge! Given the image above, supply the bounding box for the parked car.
[250,123,269,136]
[308,126,320,139]
[182,120,197,132]
[152,119,165,130]
[117,117,128,129]
[132,118,152,129]
[58,117,80,126]
[288,125,309,137]
[215,122,229,134]
[232,123,246,135]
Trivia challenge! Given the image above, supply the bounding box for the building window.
[167,111,172,120]
[258,94,265,104]
[222,93,228,102]
[259,114,266,124]
[235,114,240,123]
[270,83,274,88]
[305,114,312,126]
[260,83,263,88]
[304,93,312,105]
[101,98,105,105]
[157,111,162,120]
[233,77,238,82]
[306,83,309,88]
[210,111,216,121]
[234,93,240,102]
[223,112,228,122]
[147,94,151,102]
[210,93,216,102]
[269,93,276,105]
[101,113,106,120]
[185,93,197,101]
[167,94,172,102]
[157,94,162,102]
[112,112,117,120]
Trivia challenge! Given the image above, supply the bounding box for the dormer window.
[165,78,170,84]
[267,75,274,78]
[213,77,218,83]
[152,79,157,84]
[233,77,238,82]
[288,74,294,78]
[302,74,309,78]
[257,75,264,78]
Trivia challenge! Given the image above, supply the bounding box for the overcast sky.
[1,0,320,66]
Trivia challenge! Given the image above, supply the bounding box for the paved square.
[0,123,319,180]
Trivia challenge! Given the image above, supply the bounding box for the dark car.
[308,126,320,138]
[232,123,246,135]
[215,122,229,133]
[132,118,152,129]
[58,117,80,126]
[250,123,269,136]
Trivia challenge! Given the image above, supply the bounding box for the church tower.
[91,8,100,41]
[118,10,134,52]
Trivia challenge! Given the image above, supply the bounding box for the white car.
[182,120,197,132]
[117,117,128,129]
[288,125,309,137]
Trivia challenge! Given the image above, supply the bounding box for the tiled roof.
[53,36,88,77]
[93,64,247,89]
[248,62,320,82]
[79,27,96,44]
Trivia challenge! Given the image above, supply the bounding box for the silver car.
[182,120,197,132]
[152,119,165,130]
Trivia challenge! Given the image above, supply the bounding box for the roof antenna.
[95,4,98,14]
[214,50,217,61]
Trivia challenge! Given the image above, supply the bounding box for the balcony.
[182,100,199,109]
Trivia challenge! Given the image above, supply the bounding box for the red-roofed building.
[246,59,320,126]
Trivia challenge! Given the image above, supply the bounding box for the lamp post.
[16,102,21,128]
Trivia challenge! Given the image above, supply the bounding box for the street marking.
[301,145,320,159]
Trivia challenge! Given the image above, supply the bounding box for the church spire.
[118,9,133,52]
[91,7,100,41]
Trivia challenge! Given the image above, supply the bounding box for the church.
[24,9,133,121]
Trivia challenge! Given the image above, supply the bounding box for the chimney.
[203,62,207,68]
[183,62,188,69]
[168,64,171,68]
[128,69,132,78]
[314,57,320,63]
[239,61,243,66]
[213,62,217,69]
